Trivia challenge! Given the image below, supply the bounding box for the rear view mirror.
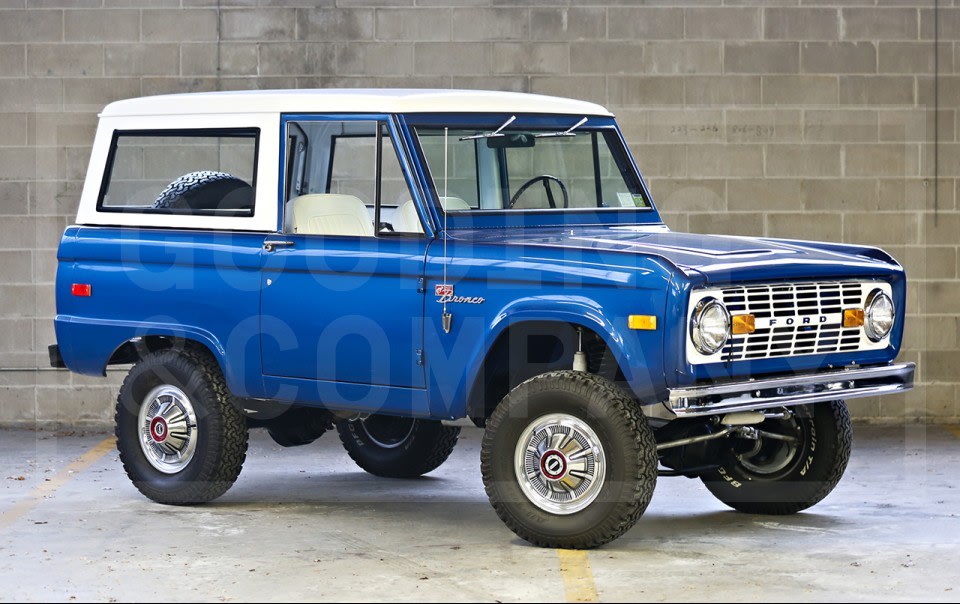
[486,133,535,149]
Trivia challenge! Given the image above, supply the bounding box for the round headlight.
[691,298,730,355]
[865,289,894,342]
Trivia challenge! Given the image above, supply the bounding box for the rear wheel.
[336,415,460,478]
[481,370,657,549]
[700,401,852,515]
[115,347,248,504]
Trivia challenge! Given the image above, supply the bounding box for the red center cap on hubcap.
[150,417,168,443]
[540,450,568,481]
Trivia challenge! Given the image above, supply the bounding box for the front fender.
[431,289,670,419]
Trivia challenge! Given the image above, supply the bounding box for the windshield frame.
[400,113,662,231]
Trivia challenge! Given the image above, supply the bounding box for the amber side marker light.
[628,315,657,330]
[843,308,865,328]
[71,283,92,297]
[731,314,755,335]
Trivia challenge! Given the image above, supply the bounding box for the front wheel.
[481,371,658,549]
[115,348,249,504]
[700,401,852,515]
[336,415,460,478]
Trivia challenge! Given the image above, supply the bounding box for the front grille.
[718,281,865,361]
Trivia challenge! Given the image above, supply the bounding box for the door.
[260,116,429,390]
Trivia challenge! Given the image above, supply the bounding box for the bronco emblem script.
[435,284,484,305]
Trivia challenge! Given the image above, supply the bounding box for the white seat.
[287,194,373,237]
[394,199,423,233]
[394,197,470,234]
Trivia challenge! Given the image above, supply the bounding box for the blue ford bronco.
[51,89,914,549]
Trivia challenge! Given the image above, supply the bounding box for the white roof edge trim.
[101,89,613,118]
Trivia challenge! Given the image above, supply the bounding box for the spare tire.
[154,171,253,212]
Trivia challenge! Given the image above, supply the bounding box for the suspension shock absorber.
[573,327,588,372]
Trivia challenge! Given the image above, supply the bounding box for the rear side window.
[98,129,259,217]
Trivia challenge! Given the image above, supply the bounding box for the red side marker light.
[72,283,92,297]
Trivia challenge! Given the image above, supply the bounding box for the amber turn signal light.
[71,283,92,297]
[628,315,657,330]
[843,308,865,328]
[731,314,755,335]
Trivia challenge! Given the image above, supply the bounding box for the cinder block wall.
[0,1,956,427]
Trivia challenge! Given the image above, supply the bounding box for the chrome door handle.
[264,240,295,252]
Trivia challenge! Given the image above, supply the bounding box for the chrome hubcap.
[138,385,198,474]
[514,413,606,515]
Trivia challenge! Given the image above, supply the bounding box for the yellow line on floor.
[947,425,960,439]
[558,549,599,603]
[0,437,114,532]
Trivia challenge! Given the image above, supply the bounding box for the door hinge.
[417,277,425,293]
[415,349,424,366]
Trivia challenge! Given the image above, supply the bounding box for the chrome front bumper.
[668,363,915,418]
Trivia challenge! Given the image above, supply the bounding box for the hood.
[450,225,902,284]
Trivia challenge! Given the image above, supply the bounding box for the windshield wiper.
[459,115,516,141]
[535,117,588,138]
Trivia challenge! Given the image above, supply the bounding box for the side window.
[98,129,258,216]
[284,120,423,237]
[328,130,376,202]
[379,125,416,210]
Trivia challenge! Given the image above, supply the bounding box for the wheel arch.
[56,316,254,397]
[463,305,637,424]
[106,333,222,368]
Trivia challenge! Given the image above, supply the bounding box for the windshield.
[413,123,649,213]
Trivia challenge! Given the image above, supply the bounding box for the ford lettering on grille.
[758,314,841,329]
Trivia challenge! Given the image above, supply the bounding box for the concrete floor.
[0,424,957,603]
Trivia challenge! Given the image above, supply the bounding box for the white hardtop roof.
[101,89,613,118]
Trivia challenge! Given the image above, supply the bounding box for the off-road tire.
[336,416,460,478]
[700,401,852,515]
[115,347,248,504]
[153,170,251,211]
[481,370,658,549]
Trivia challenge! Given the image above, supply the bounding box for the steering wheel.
[509,175,569,209]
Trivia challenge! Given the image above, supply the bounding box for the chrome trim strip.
[668,362,915,417]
